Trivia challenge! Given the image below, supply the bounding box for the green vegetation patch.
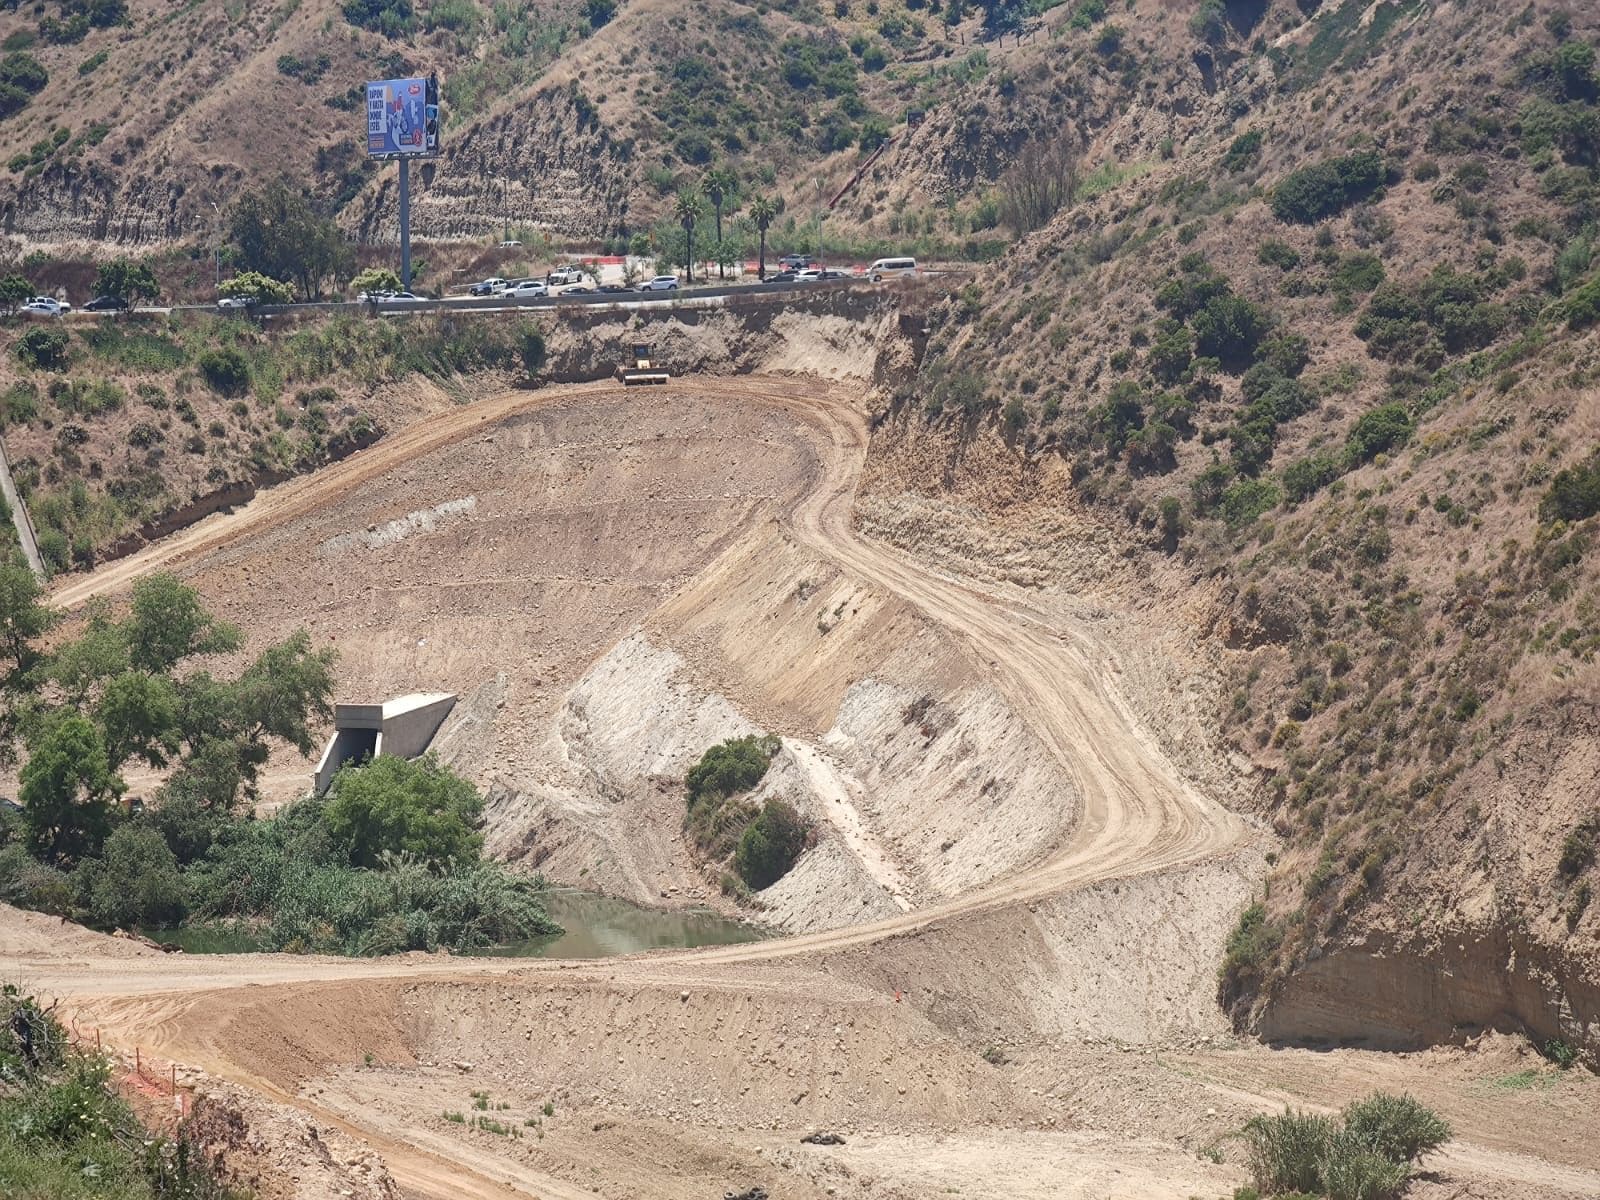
[684,734,811,892]
[1271,151,1387,224]
[1242,1092,1450,1200]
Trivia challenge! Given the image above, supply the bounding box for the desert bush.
[15,327,69,370]
[1223,129,1263,172]
[1341,1092,1452,1164]
[1,380,38,424]
[1221,478,1280,527]
[1192,293,1269,371]
[1346,403,1413,463]
[686,734,780,809]
[1319,1131,1411,1200]
[197,347,251,395]
[1242,1109,1336,1195]
[734,797,811,889]
[1540,453,1600,523]
[342,0,414,35]
[1271,151,1386,224]
[1282,452,1343,503]
[1219,900,1282,1007]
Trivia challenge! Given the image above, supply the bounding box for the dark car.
[562,284,596,295]
[770,269,801,284]
[84,294,129,311]
[598,283,631,293]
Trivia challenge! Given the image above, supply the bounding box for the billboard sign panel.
[367,77,438,158]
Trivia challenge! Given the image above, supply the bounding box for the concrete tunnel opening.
[312,692,456,795]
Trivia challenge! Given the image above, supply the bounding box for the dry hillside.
[870,0,1600,1056]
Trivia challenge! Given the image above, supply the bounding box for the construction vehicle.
[617,342,669,385]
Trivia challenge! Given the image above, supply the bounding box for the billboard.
[366,76,439,158]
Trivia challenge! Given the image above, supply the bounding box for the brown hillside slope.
[869,0,1600,1059]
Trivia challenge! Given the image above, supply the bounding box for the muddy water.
[149,890,763,958]
[489,889,764,958]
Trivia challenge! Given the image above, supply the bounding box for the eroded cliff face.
[0,158,204,245]
[344,84,636,244]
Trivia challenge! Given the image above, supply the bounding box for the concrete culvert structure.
[313,693,457,795]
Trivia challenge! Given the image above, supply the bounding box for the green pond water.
[148,889,764,958]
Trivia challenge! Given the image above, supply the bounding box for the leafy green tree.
[93,258,159,304]
[713,235,744,280]
[14,326,69,370]
[584,0,616,29]
[127,574,242,675]
[674,189,704,284]
[229,179,355,301]
[350,266,403,297]
[21,711,121,863]
[322,753,485,868]
[0,274,33,311]
[977,0,1026,36]
[95,672,181,771]
[702,167,738,278]
[0,563,53,689]
[48,599,128,703]
[75,824,186,928]
[685,734,779,808]
[748,195,778,280]
[219,270,293,304]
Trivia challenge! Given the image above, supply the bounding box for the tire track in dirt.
[37,376,1251,1199]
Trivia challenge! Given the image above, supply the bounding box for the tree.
[584,0,616,29]
[21,711,121,863]
[0,563,54,689]
[749,195,778,281]
[350,266,403,297]
[713,234,744,280]
[997,133,1077,236]
[734,798,810,889]
[702,167,738,278]
[0,275,32,312]
[674,189,704,284]
[322,753,485,868]
[229,179,355,301]
[977,0,1026,36]
[75,824,186,929]
[95,672,181,771]
[126,574,242,676]
[218,270,293,305]
[94,259,159,305]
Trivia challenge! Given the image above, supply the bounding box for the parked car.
[22,297,70,316]
[598,283,632,294]
[638,276,679,291]
[83,294,129,311]
[217,295,255,310]
[357,289,393,302]
[469,277,508,296]
[499,239,522,248]
[794,268,823,283]
[816,268,848,280]
[561,284,595,295]
[769,269,801,284]
[384,292,426,303]
[777,254,814,270]
[503,280,549,299]
[546,266,585,286]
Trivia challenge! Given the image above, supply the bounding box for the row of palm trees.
[671,167,781,284]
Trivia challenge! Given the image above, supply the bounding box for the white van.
[868,256,917,282]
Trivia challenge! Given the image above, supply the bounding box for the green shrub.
[1271,151,1386,224]
[15,326,69,370]
[322,753,484,869]
[1345,403,1413,463]
[1341,1092,1452,1164]
[342,0,414,35]
[686,735,780,809]
[72,824,187,929]
[1319,1131,1411,1200]
[1221,478,1280,527]
[0,380,38,424]
[734,797,811,889]
[1541,454,1600,523]
[197,347,251,395]
[1192,293,1269,371]
[1223,129,1264,172]
[1219,901,1282,1007]
[1333,252,1385,294]
[1258,240,1301,270]
[1282,452,1343,503]
[1242,1109,1336,1195]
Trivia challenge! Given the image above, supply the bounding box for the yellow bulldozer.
[617,342,669,385]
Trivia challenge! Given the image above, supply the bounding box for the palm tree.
[703,167,738,278]
[674,190,704,284]
[749,195,777,281]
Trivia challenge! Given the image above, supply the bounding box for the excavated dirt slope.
[8,373,1598,1199]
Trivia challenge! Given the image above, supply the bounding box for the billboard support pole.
[398,157,412,292]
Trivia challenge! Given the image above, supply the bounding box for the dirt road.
[18,377,1589,1199]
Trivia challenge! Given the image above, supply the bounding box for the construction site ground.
[8,376,1599,1200]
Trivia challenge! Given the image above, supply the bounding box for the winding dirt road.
[23,378,1581,1200]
